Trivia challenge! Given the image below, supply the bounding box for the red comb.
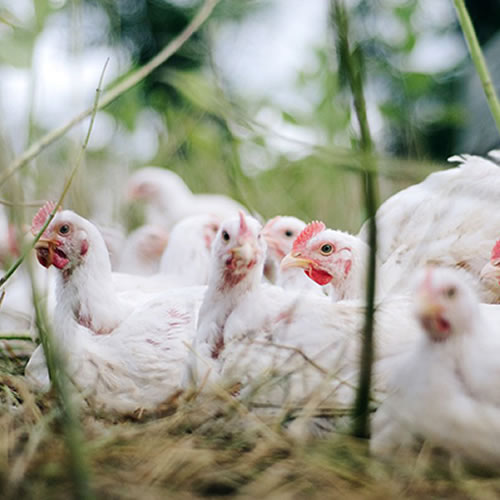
[292,221,326,252]
[491,239,500,262]
[31,201,59,236]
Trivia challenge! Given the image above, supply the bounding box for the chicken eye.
[59,224,70,235]
[284,230,294,237]
[445,286,457,298]
[320,243,334,255]
[222,230,230,242]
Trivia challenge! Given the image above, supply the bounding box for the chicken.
[283,154,500,302]
[127,166,246,230]
[371,267,500,467]
[118,224,169,276]
[25,202,205,411]
[159,214,220,286]
[111,215,221,293]
[360,153,500,280]
[190,213,421,409]
[262,216,325,295]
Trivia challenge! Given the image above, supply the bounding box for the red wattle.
[52,253,69,269]
[306,267,333,286]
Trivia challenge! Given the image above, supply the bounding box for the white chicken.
[283,154,500,302]
[360,153,500,279]
[159,214,220,286]
[110,214,222,294]
[127,166,246,230]
[25,202,205,412]
[190,213,421,409]
[118,224,169,276]
[262,216,325,296]
[371,267,500,467]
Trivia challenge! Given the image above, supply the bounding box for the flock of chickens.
[4,152,500,467]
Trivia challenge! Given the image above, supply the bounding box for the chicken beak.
[34,238,51,251]
[230,241,254,262]
[280,252,314,271]
[417,289,443,318]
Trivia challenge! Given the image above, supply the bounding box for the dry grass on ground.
[1,354,500,499]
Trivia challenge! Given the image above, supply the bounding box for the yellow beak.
[417,290,444,317]
[34,238,54,250]
[230,241,254,261]
[280,252,314,271]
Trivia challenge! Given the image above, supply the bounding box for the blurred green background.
[0,0,499,234]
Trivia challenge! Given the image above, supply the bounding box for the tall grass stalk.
[453,0,500,136]
[1,0,219,188]
[31,284,94,500]
[0,59,109,290]
[24,59,110,500]
[333,1,379,439]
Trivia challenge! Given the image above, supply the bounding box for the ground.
[1,353,500,499]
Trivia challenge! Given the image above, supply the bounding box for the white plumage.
[361,154,500,282]
[190,213,420,408]
[11,146,500,468]
[25,206,205,412]
[159,214,220,286]
[109,214,222,294]
[371,267,500,466]
[118,224,169,276]
[127,166,246,230]
[282,154,500,302]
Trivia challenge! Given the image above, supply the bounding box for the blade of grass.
[25,58,110,500]
[0,58,109,290]
[453,0,500,136]
[1,0,219,187]
[333,0,378,439]
[0,334,34,341]
[31,281,94,500]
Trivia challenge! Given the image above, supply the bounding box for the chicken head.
[414,266,479,343]
[280,221,360,287]
[262,215,306,261]
[213,211,266,287]
[32,202,92,272]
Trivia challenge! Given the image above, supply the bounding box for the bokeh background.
[0,0,499,234]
